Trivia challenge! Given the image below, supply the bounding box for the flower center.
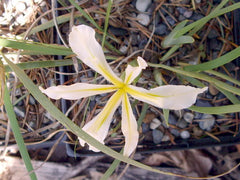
[117,82,129,93]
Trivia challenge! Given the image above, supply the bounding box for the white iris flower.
[41,25,207,156]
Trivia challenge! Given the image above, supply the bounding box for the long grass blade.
[21,12,82,36]
[68,0,102,31]
[0,37,72,55]
[100,149,123,180]
[215,86,240,104]
[189,104,240,114]
[205,69,240,87]
[102,0,113,47]
[4,59,78,72]
[183,47,240,71]
[4,86,37,180]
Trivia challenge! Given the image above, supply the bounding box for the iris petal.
[40,83,117,100]
[126,85,207,110]
[79,90,124,152]
[69,25,123,86]
[124,57,148,84]
[122,93,139,156]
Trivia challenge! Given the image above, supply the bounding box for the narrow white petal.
[78,90,124,152]
[69,25,122,86]
[124,56,148,84]
[122,94,139,157]
[40,83,117,100]
[126,85,208,110]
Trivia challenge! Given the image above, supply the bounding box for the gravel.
[199,114,216,131]
[136,0,152,12]
[152,129,164,144]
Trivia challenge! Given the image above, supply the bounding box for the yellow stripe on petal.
[126,85,207,110]
[98,63,124,87]
[40,83,118,100]
[79,90,124,152]
[69,25,123,86]
[121,93,139,157]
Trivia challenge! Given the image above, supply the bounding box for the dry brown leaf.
[236,144,240,153]
[143,150,212,177]
[142,153,174,166]
[143,113,157,124]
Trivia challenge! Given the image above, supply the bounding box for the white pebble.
[119,45,128,54]
[136,0,152,12]
[16,14,26,25]
[180,130,190,139]
[16,2,26,12]
[183,10,193,18]
[150,118,161,129]
[183,112,194,123]
[14,107,25,118]
[137,13,150,26]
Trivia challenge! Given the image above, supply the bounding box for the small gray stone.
[168,114,177,125]
[136,0,152,12]
[199,114,215,131]
[183,112,194,123]
[89,100,96,110]
[142,123,150,133]
[161,114,177,128]
[155,24,167,35]
[150,118,161,129]
[152,129,164,144]
[87,70,94,78]
[191,13,204,21]
[29,95,36,105]
[137,13,150,26]
[177,7,187,14]
[166,16,176,26]
[196,100,212,107]
[170,128,180,137]
[177,119,188,129]
[119,45,128,54]
[14,106,25,118]
[29,121,35,128]
[180,130,190,139]
[109,26,128,36]
[183,10,193,18]
[178,15,186,21]
[194,112,203,119]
